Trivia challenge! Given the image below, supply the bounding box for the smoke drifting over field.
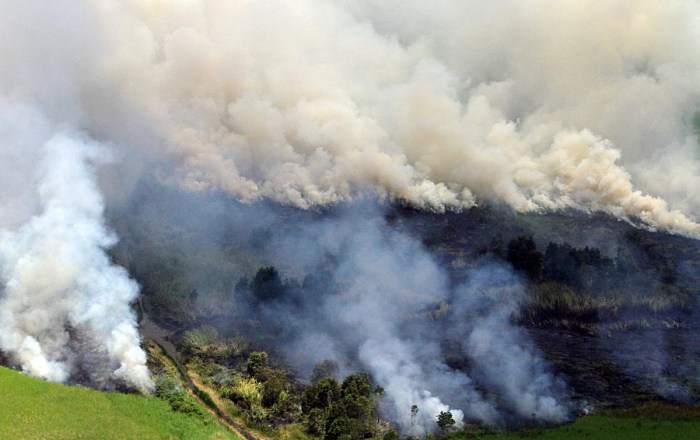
[239,207,570,431]
[0,0,699,420]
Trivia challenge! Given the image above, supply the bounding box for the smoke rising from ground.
[0,100,151,390]
[237,205,570,431]
[0,0,699,414]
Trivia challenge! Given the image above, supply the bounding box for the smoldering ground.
[113,180,700,431]
[117,191,572,431]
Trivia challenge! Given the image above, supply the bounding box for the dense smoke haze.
[0,0,699,427]
[236,205,571,431]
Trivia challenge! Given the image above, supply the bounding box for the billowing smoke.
[0,100,152,391]
[1,0,699,414]
[3,1,699,233]
[235,205,569,432]
[79,0,700,236]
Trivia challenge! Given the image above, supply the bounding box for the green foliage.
[180,326,248,362]
[341,373,373,399]
[325,416,356,440]
[262,370,290,407]
[312,360,340,383]
[197,388,218,410]
[516,280,694,333]
[0,366,236,440]
[447,409,700,439]
[383,429,400,440]
[247,351,269,380]
[304,377,341,411]
[155,374,207,417]
[437,411,456,433]
[302,373,380,440]
[230,375,267,421]
[306,408,329,436]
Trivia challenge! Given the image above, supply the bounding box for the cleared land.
[0,366,237,440]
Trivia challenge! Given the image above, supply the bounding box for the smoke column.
[242,206,569,432]
[0,100,152,390]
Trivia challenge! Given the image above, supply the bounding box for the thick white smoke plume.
[0,100,152,390]
[4,1,700,234]
[72,0,700,237]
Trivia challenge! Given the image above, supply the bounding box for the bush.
[154,375,206,418]
[247,351,269,380]
[228,375,267,421]
[252,267,284,301]
[303,373,380,440]
[306,408,328,436]
[262,370,290,408]
[383,429,400,440]
[436,411,455,433]
[180,326,224,359]
[303,377,341,412]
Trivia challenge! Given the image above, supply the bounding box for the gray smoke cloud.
[239,205,570,432]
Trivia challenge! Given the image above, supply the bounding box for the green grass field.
[449,403,700,440]
[0,366,237,440]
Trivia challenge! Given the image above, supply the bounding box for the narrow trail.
[138,299,267,440]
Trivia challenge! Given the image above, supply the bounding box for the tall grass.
[515,282,692,332]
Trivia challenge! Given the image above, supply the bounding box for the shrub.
[154,375,206,418]
[247,351,269,380]
[231,375,267,420]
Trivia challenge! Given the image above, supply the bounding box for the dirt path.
[138,299,268,440]
[189,373,270,440]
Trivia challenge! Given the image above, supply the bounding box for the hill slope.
[0,366,236,440]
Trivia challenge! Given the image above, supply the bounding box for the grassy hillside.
[0,366,237,440]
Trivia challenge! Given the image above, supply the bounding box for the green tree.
[383,429,400,440]
[312,360,339,383]
[305,408,328,436]
[303,377,341,411]
[411,404,419,432]
[507,235,543,280]
[436,411,456,433]
[262,370,289,408]
[251,266,284,301]
[341,373,372,399]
